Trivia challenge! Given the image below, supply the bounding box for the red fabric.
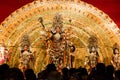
[0,0,120,27]
[0,0,33,23]
[83,0,120,27]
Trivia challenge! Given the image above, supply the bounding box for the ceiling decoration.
[0,0,119,72]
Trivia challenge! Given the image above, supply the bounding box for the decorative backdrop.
[0,0,120,73]
[0,0,120,27]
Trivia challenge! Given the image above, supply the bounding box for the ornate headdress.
[88,35,98,53]
[113,43,119,50]
[112,43,119,54]
[88,35,98,48]
[51,13,63,33]
[20,34,30,50]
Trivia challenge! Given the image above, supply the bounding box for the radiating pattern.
[0,0,119,73]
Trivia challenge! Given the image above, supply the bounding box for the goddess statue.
[111,43,120,70]
[0,44,5,65]
[39,14,75,70]
[0,43,10,65]
[69,45,75,68]
[19,35,35,71]
[88,36,99,69]
[89,46,99,68]
[19,45,31,70]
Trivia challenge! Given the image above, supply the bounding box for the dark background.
[0,0,120,27]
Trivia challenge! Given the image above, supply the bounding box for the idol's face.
[56,27,60,33]
[115,49,119,54]
[23,46,28,51]
[91,47,96,52]
[71,46,74,50]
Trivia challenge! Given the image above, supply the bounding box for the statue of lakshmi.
[19,35,35,72]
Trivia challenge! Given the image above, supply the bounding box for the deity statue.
[89,46,99,68]
[111,43,120,70]
[19,35,35,72]
[39,14,75,70]
[19,45,30,70]
[84,56,90,72]
[0,44,5,65]
[88,36,99,69]
[69,45,75,68]
[0,43,10,65]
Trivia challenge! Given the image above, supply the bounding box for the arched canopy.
[0,0,120,71]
